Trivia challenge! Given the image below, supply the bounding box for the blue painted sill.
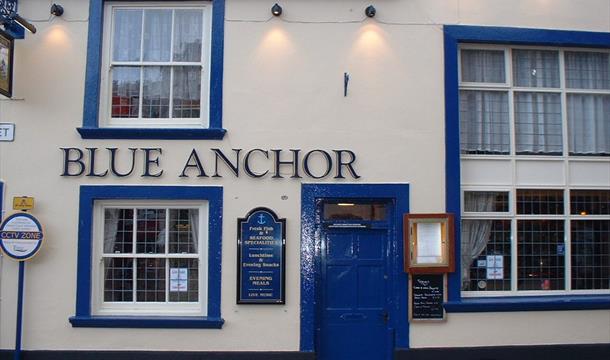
[444,295,610,312]
[76,127,227,140]
[69,316,225,329]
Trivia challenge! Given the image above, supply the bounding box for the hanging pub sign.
[237,207,286,304]
[0,213,44,260]
[0,28,14,98]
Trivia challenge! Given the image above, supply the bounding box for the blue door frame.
[300,184,410,354]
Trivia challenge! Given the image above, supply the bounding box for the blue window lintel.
[69,316,224,329]
[444,295,610,313]
[76,127,226,140]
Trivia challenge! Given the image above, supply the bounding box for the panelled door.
[317,201,394,360]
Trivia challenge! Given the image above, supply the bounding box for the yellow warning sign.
[13,197,34,211]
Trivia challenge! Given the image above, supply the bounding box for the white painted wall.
[0,0,608,352]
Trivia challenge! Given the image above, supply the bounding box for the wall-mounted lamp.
[10,13,36,34]
[365,5,376,18]
[50,4,64,17]
[271,3,282,16]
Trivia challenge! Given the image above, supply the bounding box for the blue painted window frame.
[300,183,410,352]
[444,25,610,312]
[77,0,226,140]
[69,185,224,328]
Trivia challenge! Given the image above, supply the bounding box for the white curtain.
[143,9,172,62]
[460,90,510,154]
[103,209,120,253]
[568,94,610,155]
[514,92,563,154]
[461,49,505,83]
[189,209,199,253]
[565,51,610,90]
[112,10,142,61]
[512,50,559,88]
[172,67,201,118]
[173,10,203,62]
[461,193,495,290]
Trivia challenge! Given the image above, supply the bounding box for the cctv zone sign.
[60,147,361,180]
[0,213,44,261]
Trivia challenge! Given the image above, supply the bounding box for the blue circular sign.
[0,213,44,260]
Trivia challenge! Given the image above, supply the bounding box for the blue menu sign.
[237,207,286,304]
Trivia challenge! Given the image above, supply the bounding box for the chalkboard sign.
[237,208,286,304]
[410,274,445,320]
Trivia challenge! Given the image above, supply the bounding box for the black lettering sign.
[411,274,445,320]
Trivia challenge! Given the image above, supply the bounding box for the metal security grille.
[571,220,610,290]
[517,220,565,291]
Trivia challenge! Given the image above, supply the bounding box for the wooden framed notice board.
[404,213,455,274]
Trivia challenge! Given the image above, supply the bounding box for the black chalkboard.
[410,274,445,320]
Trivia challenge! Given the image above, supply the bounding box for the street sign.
[0,213,44,260]
[0,123,14,141]
[13,197,34,211]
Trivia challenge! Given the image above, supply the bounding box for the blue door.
[317,201,393,360]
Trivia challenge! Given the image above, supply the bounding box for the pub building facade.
[0,0,609,359]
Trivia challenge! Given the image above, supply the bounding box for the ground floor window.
[462,189,610,294]
[71,186,223,328]
[94,202,207,315]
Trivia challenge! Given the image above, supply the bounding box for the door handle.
[382,311,389,324]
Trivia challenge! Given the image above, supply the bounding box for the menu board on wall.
[237,208,286,304]
[409,274,446,321]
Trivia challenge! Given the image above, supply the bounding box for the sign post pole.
[0,211,44,360]
[14,261,24,360]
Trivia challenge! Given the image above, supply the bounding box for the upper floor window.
[459,47,610,156]
[102,3,211,128]
[78,1,225,140]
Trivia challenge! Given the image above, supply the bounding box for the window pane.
[136,209,166,253]
[514,92,563,155]
[104,208,133,254]
[169,259,199,302]
[323,203,387,221]
[565,51,610,90]
[142,67,171,118]
[137,258,166,302]
[173,66,201,118]
[460,90,510,154]
[173,9,203,62]
[464,191,509,212]
[567,94,610,155]
[517,189,564,215]
[104,258,133,302]
[462,219,511,291]
[142,9,172,62]
[571,220,610,290]
[513,50,560,88]
[461,50,506,83]
[112,9,142,62]
[517,220,565,291]
[169,209,198,254]
[111,67,140,118]
[571,190,610,215]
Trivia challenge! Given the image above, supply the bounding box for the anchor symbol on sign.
[257,214,266,225]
